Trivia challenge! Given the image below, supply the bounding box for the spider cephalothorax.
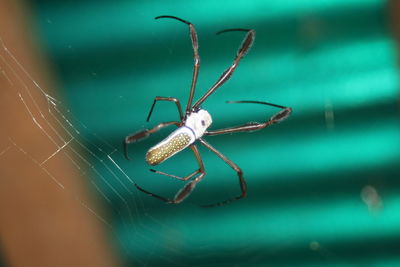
[124,16,291,207]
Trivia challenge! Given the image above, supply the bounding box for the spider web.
[0,35,362,266]
[0,36,216,266]
[0,27,272,265]
[3,1,400,265]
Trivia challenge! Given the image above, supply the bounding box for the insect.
[124,15,292,207]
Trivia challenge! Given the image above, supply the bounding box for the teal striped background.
[30,0,400,266]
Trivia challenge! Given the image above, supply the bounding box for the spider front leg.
[146,96,183,122]
[124,121,180,160]
[205,101,292,136]
[199,138,247,207]
[192,28,255,109]
[134,144,206,204]
[155,15,200,114]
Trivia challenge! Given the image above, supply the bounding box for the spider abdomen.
[146,127,195,166]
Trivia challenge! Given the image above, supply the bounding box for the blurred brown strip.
[389,0,400,61]
[0,1,122,267]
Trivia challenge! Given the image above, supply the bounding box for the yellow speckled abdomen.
[146,132,192,166]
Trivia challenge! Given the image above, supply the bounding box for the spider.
[124,15,292,207]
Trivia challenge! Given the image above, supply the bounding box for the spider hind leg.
[134,172,205,204]
[149,168,201,181]
[136,144,206,204]
[199,138,247,207]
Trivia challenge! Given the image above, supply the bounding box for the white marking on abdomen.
[146,126,195,166]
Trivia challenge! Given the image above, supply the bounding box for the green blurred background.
[28,0,400,266]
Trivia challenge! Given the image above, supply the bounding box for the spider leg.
[146,96,183,122]
[149,168,200,181]
[149,145,204,181]
[124,121,180,160]
[155,15,200,115]
[198,138,247,207]
[192,28,255,109]
[134,173,206,204]
[134,144,206,204]
[205,101,292,136]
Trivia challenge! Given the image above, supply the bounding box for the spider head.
[185,109,212,138]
